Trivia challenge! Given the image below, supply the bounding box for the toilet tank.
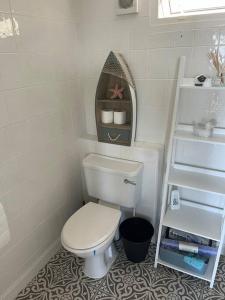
[83,154,143,208]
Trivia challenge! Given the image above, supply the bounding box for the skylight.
[159,0,225,19]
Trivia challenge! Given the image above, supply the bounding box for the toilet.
[61,153,143,279]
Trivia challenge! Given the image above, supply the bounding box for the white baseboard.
[1,239,61,300]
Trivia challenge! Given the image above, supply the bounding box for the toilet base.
[84,243,117,279]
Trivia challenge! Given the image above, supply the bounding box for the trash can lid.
[119,217,154,243]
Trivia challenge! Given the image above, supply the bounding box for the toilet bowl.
[61,202,121,279]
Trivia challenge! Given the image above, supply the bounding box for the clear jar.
[212,74,225,87]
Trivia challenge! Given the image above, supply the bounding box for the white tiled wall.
[79,0,225,144]
[1,0,225,297]
[0,1,83,299]
[78,0,225,256]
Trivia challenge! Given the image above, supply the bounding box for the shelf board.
[100,123,131,130]
[180,78,225,90]
[98,138,130,146]
[162,203,222,241]
[168,168,225,196]
[174,130,225,145]
[157,255,216,282]
[98,99,130,103]
[180,85,225,91]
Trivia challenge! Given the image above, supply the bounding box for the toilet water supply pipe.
[161,239,217,256]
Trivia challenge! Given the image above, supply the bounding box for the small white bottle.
[170,189,180,210]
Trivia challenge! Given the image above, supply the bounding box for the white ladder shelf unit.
[154,56,225,288]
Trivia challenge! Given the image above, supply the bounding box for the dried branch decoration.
[208,48,225,76]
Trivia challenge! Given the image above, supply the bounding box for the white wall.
[0,1,83,299]
[78,0,225,145]
[78,0,225,251]
[1,1,225,297]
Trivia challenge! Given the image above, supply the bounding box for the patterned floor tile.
[149,263,204,300]
[201,258,225,300]
[16,244,225,300]
[16,249,102,300]
[98,258,153,299]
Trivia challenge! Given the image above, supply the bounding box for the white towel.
[0,202,10,249]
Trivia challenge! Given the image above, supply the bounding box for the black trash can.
[119,217,154,263]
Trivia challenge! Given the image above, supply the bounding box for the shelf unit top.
[157,255,216,282]
[162,203,223,241]
[174,130,225,145]
[180,78,225,91]
[168,168,225,196]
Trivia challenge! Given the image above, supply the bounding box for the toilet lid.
[61,202,121,250]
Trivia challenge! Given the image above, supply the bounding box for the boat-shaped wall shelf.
[95,51,137,146]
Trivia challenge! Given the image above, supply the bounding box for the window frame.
[159,0,225,19]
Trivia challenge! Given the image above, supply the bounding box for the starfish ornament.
[109,84,124,100]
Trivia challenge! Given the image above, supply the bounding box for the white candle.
[114,111,126,125]
[101,110,113,124]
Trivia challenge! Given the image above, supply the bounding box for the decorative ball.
[119,0,134,9]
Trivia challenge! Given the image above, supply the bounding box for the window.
[159,0,225,19]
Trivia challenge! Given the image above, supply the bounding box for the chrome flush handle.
[124,179,136,186]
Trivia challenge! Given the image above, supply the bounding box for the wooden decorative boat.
[95,51,137,146]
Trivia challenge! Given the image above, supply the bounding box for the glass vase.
[212,74,223,87]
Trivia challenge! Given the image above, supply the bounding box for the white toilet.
[61,153,143,279]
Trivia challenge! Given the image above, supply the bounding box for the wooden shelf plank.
[174,130,225,145]
[99,139,130,146]
[157,255,216,282]
[162,203,223,241]
[168,168,225,196]
[100,123,131,130]
[98,99,130,103]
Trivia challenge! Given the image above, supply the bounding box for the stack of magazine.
[159,228,218,275]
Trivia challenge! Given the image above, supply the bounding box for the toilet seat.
[62,230,116,256]
[61,202,121,251]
